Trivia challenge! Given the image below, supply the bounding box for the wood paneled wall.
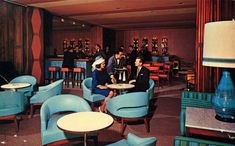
[52,26,103,55]
[116,28,196,63]
[0,1,44,84]
[0,1,26,73]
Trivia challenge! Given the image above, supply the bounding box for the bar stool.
[48,66,60,83]
[72,67,85,88]
[61,68,72,88]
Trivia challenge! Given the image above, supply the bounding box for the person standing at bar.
[62,46,76,69]
[128,45,138,75]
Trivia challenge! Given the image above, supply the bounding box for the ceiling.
[11,0,196,30]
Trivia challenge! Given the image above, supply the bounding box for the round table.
[106,83,135,94]
[1,83,31,91]
[57,112,113,146]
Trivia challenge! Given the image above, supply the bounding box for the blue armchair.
[0,91,25,131]
[10,75,37,106]
[106,133,157,146]
[82,77,106,110]
[180,91,213,135]
[174,136,234,146]
[10,75,37,97]
[106,92,150,135]
[30,79,63,118]
[40,94,97,146]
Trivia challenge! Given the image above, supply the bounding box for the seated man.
[129,57,150,92]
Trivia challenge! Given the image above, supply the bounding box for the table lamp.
[203,20,235,122]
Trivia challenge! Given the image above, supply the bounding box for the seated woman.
[92,57,115,112]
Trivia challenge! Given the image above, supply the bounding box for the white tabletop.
[106,83,134,90]
[57,112,113,134]
[1,83,31,90]
[185,107,235,134]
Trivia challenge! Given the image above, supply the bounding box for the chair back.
[40,94,91,130]
[45,79,64,95]
[174,136,233,146]
[146,79,155,100]
[180,91,213,135]
[82,77,92,99]
[10,75,37,96]
[0,91,25,116]
[107,92,149,118]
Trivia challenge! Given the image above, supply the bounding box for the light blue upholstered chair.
[40,94,97,146]
[174,136,234,146]
[10,75,37,97]
[106,92,150,135]
[106,133,157,146]
[10,75,37,106]
[82,77,106,110]
[30,79,63,118]
[180,91,213,135]
[0,91,25,131]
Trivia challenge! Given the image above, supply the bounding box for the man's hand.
[129,80,136,84]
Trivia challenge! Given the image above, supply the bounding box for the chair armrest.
[40,105,50,131]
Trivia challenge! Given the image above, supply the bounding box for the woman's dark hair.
[96,44,101,49]
[96,64,101,68]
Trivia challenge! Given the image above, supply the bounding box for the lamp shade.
[203,21,235,68]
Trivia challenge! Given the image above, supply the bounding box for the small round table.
[1,83,31,91]
[57,112,113,146]
[107,83,135,94]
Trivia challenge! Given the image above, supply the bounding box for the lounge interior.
[0,0,235,146]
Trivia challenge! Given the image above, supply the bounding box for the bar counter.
[45,58,92,79]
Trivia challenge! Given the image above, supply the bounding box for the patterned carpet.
[0,79,186,146]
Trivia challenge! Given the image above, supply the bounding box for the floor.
[0,79,186,146]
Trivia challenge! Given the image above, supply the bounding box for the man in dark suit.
[129,56,150,92]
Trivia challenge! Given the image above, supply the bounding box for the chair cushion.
[106,139,129,146]
[42,114,96,145]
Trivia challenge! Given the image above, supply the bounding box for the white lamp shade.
[203,21,235,68]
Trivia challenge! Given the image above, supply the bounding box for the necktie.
[136,67,140,77]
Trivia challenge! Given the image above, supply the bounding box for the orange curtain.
[195,0,233,92]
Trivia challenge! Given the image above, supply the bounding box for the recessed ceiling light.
[82,24,85,27]
[61,18,64,23]
[73,21,76,25]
